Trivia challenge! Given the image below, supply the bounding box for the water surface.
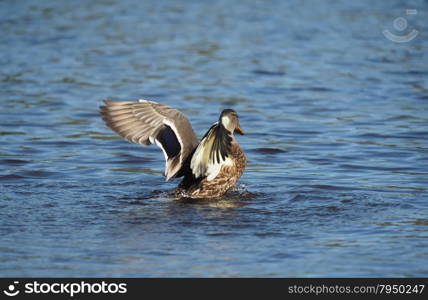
[1,0,428,277]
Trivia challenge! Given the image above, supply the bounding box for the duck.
[100,99,246,199]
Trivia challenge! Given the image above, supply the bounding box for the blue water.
[1,0,428,277]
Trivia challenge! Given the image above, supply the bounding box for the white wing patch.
[190,135,210,177]
[153,139,168,175]
[190,123,234,181]
[206,157,233,181]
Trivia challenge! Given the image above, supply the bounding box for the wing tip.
[99,99,116,112]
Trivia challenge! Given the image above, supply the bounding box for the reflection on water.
[1,0,428,276]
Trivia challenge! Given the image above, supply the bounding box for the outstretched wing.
[100,99,199,180]
[190,123,233,181]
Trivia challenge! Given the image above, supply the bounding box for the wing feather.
[190,123,233,181]
[100,99,199,180]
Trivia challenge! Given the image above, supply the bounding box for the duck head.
[219,109,244,135]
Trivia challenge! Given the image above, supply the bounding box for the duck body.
[100,99,246,199]
[177,129,246,198]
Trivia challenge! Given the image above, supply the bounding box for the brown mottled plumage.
[100,99,246,199]
[177,141,246,198]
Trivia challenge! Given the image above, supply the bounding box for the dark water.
[1,0,428,277]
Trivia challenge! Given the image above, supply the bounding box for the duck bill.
[235,125,245,135]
